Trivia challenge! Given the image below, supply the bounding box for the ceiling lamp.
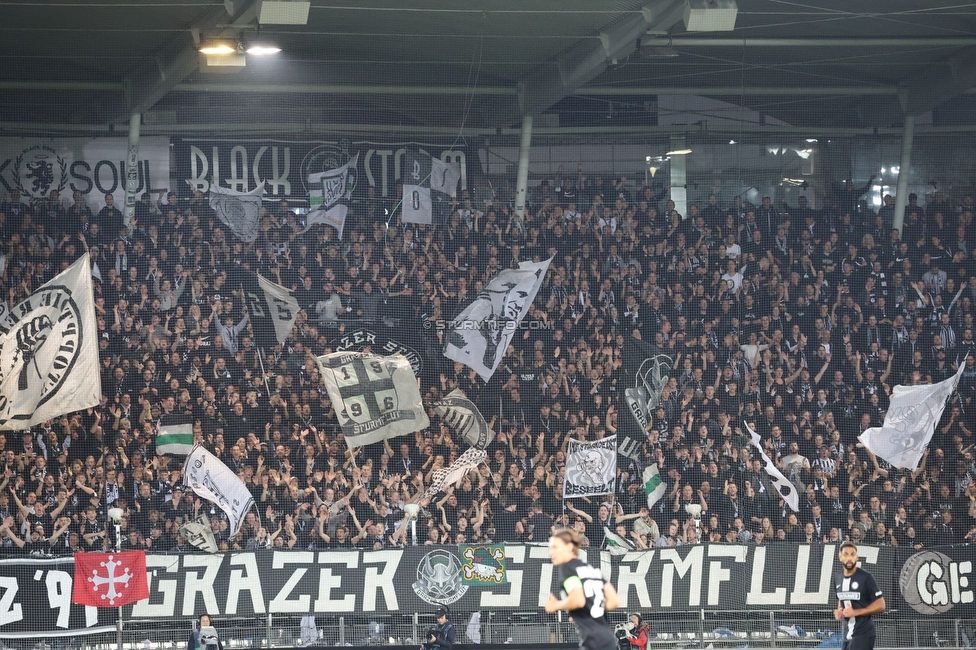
[258,0,311,25]
[199,42,238,55]
[684,0,738,32]
[246,44,282,55]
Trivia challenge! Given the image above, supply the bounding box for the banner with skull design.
[563,435,617,498]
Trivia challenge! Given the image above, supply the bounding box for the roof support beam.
[899,45,976,116]
[508,0,686,126]
[641,37,976,47]
[123,1,257,118]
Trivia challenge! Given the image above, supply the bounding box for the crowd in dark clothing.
[0,168,975,557]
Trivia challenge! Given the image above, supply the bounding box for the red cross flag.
[72,551,149,607]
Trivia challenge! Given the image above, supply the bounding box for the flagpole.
[257,347,272,397]
[109,508,123,650]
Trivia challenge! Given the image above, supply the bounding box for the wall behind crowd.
[0,150,974,560]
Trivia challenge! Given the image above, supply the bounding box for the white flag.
[563,436,617,498]
[859,363,966,470]
[745,424,799,512]
[308,153,358,209]
[0,253,100,430]
[643,464,667,509]
[444,258,552,381]
[316,351,430,447]
[429,157,461,197]
[300,204,348,239]
[209,183,264,242]
[241,271,299,348]
[401,152,458,225]
[183,445,255,537]
[433,388,495,449]
[180,513,218,553]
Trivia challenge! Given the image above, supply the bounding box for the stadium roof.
[1,1,976,133]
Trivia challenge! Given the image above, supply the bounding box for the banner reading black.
[173,139,480,202]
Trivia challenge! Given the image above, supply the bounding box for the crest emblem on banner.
[11,145,67,198]
[412,549,468,605]
[300,140,357,196]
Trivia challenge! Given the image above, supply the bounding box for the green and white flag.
[603,526,633,556]
[643,463,667,509]
[156,414,194,456]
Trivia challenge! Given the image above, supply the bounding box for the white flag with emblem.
[563,435,617,498]
[183,445,255,537]
[316,351,429,447]
[859,362,966,470]
[0,253,100,430]
[433,388,495,449]
[308,153,358,208]
[208,182,265,243]
[745,423,799,512]
[444,257,552,381]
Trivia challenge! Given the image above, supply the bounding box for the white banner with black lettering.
[316,351,429,447]
[183,445,255,536]
[0,137,169,201]
[563,435,617,498]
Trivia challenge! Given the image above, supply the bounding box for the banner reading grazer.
[175,139,478,200]
[7,544,976,637]
[0,137,170,199]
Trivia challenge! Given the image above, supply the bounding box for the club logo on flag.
[0,254,99,430]
[72,551,149,608]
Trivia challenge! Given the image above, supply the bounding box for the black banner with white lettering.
[173,139,480,202]
[3,544,976,638]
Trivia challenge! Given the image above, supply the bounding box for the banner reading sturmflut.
[563,435,617,498]
[0,253,100,430]
[183,445,255,536]
[316,352,429,447]
[444,258,551,381]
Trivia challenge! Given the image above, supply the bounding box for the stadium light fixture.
[246,44,282,55]
[666,148,693,156]
[199,42,237,55]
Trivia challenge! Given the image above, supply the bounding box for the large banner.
[0,137,170,199]
[174,138,478,200]
[3,544,976,637]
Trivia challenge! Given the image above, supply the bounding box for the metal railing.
[14,612,976,650]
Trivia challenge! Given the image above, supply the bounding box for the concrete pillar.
[514,114,533,220]
[670,135,688,219]
[892,114,915,235]
[122,112,141,231]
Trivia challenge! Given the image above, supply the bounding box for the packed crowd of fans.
[0,166,975,557]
